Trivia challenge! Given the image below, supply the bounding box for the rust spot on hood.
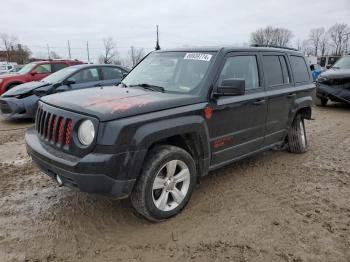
[82,95,150,113]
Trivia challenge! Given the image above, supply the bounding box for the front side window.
[262,55,284,87]
[35,64,52,74]
[68,68,99,84]
[122,51,215,93]
[290,56,310,83]
[218,55,260,90]
[102,67,123,80]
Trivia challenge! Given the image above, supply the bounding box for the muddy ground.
[0,104,349,262]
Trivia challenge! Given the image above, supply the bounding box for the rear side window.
[52,63,68,72]
[262,56,284,87]
[218,55,260,90]
[290,56,310,83]
[101,67,123,80]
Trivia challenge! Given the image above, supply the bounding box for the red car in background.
[0,60,82,95]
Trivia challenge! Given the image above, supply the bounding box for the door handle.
[287,93,296,98]
[253,99,266,105]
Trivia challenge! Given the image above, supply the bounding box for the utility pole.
[86,41,90,63]
[47,44,50,59]
[155,25,160,50]
[68,40,71,59]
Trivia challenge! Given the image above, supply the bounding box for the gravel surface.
[0,104,349,262]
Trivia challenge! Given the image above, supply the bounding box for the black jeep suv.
[26,47,314,221]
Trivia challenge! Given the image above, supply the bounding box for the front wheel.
[288,114,308,153]
[130,145,197,221]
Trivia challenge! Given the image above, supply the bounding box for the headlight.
[78,120,95,146]
[317,77,328,82]
[0,79,3,84]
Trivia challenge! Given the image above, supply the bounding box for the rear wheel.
[5,83,19,92]
[130,145,197,221]
[288,114,308,153]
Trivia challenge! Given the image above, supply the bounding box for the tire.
[288,114,308,153]
[130,145,197,222]
[315,96,328,106]
[320,98,328,106]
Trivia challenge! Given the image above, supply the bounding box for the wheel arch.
[129,116,211,181]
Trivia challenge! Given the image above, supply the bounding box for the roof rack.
[250,44,298,51]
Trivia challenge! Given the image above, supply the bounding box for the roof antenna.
[155,25,161,50]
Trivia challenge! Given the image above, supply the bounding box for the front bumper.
[316,84,350,104]
[25,128,136,199]
[0,95,39,119]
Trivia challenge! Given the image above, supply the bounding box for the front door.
[208,53,267,167]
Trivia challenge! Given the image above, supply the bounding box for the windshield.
[42,66,79,84]
[122,51,215,93]
[17,63,36,74]
[332,56,350,69]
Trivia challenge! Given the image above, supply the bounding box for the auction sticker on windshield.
[184,53,212,61]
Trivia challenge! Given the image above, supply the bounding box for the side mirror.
[215,79,245,96]
[310,65,315,71]
[326,64,331,69]
[62,79,76,86]
[30,71,37,76]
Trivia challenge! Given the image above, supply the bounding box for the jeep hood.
[41,86,201,121]
[3,81,51,97]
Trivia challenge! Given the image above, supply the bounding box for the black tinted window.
[262,56,283,86]
[102,67,123,80]
[53,63,67,72]
[290,56,310,83]
[219,56,259,90]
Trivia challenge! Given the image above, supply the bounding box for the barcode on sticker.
[184,53,212,61]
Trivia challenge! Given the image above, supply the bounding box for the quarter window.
[262,56,284,87]
[290,56,310,83]
[218,56,260,90]
[35,64,52,74]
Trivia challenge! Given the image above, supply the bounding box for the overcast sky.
[0,0,349,62]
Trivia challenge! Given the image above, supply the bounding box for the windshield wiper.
[129,83,165,92]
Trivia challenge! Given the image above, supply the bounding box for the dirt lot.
[0,104,349,262]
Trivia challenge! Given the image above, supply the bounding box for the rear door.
[261,52,296,146]
[100,66,124,86]
[208,52,268,167]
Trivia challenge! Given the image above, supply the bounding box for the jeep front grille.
[36,107,73,147]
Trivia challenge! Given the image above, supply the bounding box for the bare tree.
[99,37,118,64]
[129,46,145,67]
[250,26,294,47]
[49,51,61,59]
[309,28,325,56]
[319,32,329,56]
[301,40,313,56]
[328,23,350,56]
[0,33,18,62]
[12,44,31,64]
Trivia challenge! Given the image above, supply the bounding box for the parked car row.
[0,62,129,119]
[316,55,350,106]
